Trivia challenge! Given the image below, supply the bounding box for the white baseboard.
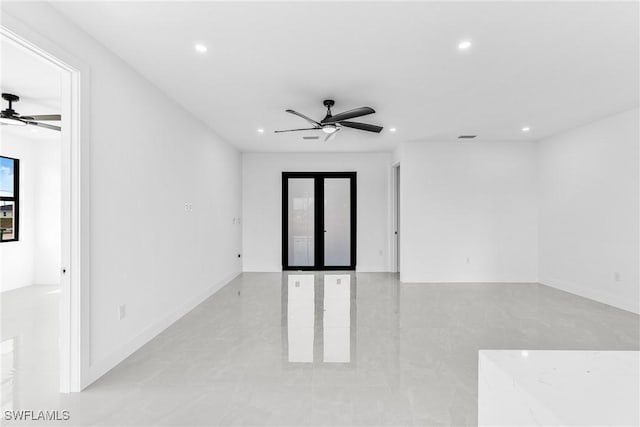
[355,266,392,272]
[539,277,640,315]
[242,267,394,273]
[86,271,241,387]
[399,276,537,284]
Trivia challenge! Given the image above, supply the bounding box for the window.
[0,156,19,242]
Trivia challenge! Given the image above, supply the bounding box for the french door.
[282,172,356,270]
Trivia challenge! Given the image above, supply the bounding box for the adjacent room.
[0,1,638,426]
[1,34,63,418]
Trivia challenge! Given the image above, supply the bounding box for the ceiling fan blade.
[324,128,340,142]
[285,109,321,127]
[322,107,375,124]
[339,121,383,133]
[274,127,320,133]
[25,121,61,132]
[20,114,61,121]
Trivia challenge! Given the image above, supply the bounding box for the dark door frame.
[282,172,357,270]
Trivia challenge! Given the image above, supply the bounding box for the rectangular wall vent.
[458,135,477,139]
[303,136,320,140]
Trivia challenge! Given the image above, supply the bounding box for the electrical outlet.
[614,272,621,282]
[118,304,126,320]
[466,257,471,264]
[379,249,383,255]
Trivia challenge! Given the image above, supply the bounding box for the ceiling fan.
[0,93,61,132]
[275,99,382,141]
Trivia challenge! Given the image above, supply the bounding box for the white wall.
[400,141,538,283]
[538,108,639,314]
[2,2,242,385]
[0,133,61,291]
[1,134,37,291]
[242,152,391,272]
[33,136,61,285]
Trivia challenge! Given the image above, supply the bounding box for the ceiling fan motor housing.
[1,93,20,117]
[322,99,334,122]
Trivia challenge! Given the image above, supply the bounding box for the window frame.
[0,155,19,243]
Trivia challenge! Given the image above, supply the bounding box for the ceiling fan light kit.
[0,93,62,131]
[275,99,383,142]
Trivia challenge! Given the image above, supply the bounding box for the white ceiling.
[0,36,62,141]
[52,1,638,152]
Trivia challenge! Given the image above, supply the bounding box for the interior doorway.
[282,172,356,270]
[0,34,64,409]
[1,22,86,393]
[392,163,400,273]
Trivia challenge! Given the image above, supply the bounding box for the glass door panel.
[288,178,315,267]
[323,178,351,266]
[283,172,355,270]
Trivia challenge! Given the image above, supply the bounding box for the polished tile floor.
[2,273,639,426]
[477,350,639,425]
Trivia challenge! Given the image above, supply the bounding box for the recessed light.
[257,128,264,133]
[389,128,397,133]
[194,43,208,53]
[457,40,472,50]
[521,126,531,132]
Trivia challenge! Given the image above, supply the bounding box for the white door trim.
[1,18,91,392]
[390,162,400,274]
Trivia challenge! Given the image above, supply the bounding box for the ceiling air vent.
[458,135,477,139]
[303,136,320,140]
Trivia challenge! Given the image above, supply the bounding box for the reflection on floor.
[1,285,59,416]
[2,274,639,425]
[285,274,354,365]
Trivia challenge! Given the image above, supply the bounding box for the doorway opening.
[1,23,87,393]
[282,172,356,270]
[392,163,400,273]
